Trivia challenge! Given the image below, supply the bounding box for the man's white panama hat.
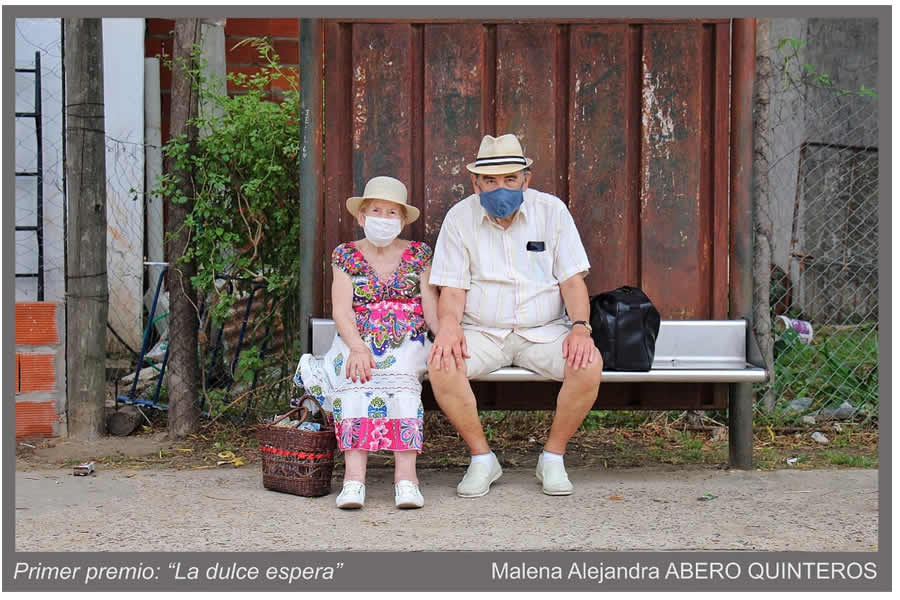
[466,133,534,176]
[346,175,420,224]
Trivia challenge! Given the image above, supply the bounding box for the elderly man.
[428,133,603,497]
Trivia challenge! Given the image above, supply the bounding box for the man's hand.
[562,326,597,370]
[428,317,470,371]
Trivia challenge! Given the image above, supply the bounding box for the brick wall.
[15,302,66,438]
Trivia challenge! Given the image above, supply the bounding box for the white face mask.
[363,215,403,247]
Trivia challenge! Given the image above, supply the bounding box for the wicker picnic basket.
[258,394,337,497]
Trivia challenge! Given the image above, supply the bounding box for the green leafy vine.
[776,37,877,98]
[151,38,302,419]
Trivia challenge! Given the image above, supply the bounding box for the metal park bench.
[310,317,767,465]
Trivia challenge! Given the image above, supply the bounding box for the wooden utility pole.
[165,19,203,438]
[64,18,109,440]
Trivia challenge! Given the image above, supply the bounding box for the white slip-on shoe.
[336,480,366,509]
[535,455,574,496]
[394,480,425,509]
[456,454,503,498]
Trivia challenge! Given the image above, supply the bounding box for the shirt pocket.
[525,242,555,282]
[522,220,556,283]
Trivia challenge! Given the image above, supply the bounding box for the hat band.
[474,155,528,167]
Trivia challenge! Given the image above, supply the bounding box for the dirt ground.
[13,413,880,553]
[14,410,879,474]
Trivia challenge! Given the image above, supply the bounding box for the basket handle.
[298,393,325,413]
[272,406,309,426]
[292,393,332,424]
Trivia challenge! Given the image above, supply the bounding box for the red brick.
[15,402,56,439]
[15,302,58,346]
[145,36,174,60]
[224,18,298,38]
[225,37,299,66]
[146,19,176,36]
[159,63,172,91]
[17,353,56,393]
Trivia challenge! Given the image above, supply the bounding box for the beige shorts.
[463,329,568,381]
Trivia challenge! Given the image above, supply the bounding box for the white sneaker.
[536,455,574,496]
[394,480,425,509]
[336,480,365,509]
[456,454,503,498]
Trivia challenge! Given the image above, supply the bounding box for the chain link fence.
[192,278,298,423]
[753,19,878,424]
[15,20,66,306]
[13,19,153,415]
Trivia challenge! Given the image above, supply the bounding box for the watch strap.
[572,320,592,333]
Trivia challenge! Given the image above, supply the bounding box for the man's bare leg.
[427,361,490,455]
[428,359,503,497]
[531,359,603,495]
[545,359,604,453]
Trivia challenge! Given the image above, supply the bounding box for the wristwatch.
[571,320,592,334]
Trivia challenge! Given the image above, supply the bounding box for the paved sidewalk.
[14,465,878,552]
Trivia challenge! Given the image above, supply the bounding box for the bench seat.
[310,318,767,384]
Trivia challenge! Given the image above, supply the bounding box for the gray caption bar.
[4,552,888,591]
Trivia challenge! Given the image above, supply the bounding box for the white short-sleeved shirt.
[429,188,591,343]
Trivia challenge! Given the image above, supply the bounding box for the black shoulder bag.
[588,286,661,371]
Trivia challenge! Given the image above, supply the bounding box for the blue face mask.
[479,182,525,219]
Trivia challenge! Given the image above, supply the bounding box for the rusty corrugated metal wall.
[321,19,736,409]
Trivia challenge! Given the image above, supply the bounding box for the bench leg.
[728,382,754,469]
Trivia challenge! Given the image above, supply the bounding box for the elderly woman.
[295,176,438,510]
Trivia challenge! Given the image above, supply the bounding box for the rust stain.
[352,65,368,151]
[107,224,126,245]
[642,70,676,159]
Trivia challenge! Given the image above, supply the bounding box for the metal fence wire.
[753,30,878,423]
[15,21,66,306]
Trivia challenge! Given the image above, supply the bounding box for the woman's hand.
[346,345,376,383]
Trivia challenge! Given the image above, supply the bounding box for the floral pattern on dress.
[399,418,423,449]
[367,397,387,418]
[340,419,361,449]
[293,362,304,389]
[334,417,424,452]
[366,419,390,451]
[374,356,397,370]
[295,240,432,454]
[332,241,432,356]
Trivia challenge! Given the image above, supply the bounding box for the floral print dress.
[295,241,432,453]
